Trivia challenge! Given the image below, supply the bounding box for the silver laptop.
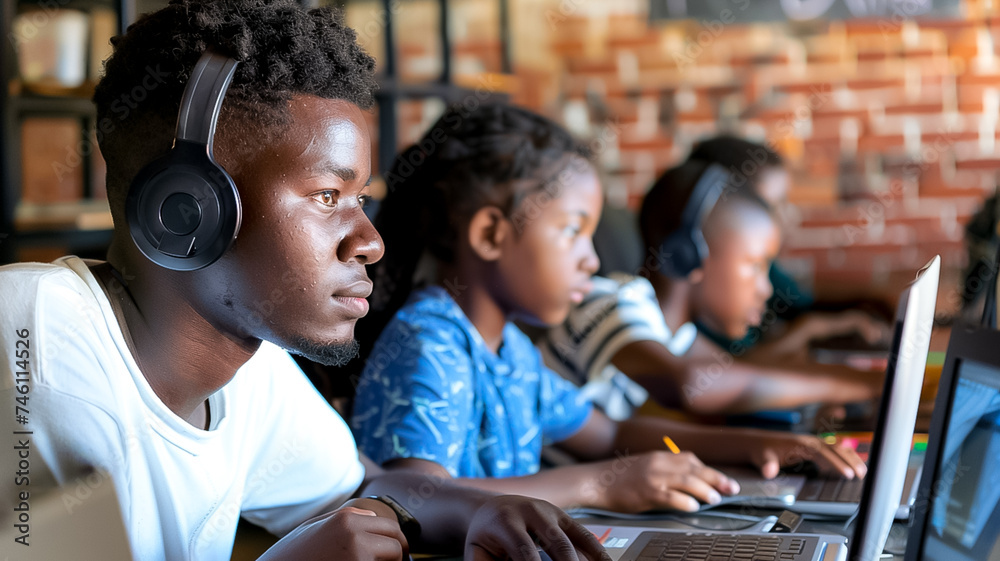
[597,256,940,561]
[903,321,1000,561]
[724,255,939,520]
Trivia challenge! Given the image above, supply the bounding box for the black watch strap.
[366,494,422,543]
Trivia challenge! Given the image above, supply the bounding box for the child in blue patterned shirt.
[351,103,866,513]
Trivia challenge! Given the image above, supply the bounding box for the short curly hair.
[688,135,783,194]
[93,0,377,228]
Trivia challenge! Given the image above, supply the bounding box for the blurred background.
[4,0,1000,316]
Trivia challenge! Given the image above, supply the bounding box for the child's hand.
[799,310,890,347]
[741,431,867,480]
[583,451,740,513]
[260,499,408,561]
[749,310,890,359]
[464,495,611,561]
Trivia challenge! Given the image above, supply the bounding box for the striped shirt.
[541,274,697,420]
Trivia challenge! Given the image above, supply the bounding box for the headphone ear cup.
[126,141,241,271]
[658,232,699,279]
[655,163,727,279]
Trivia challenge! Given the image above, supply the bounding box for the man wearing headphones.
[0,1,611,559]
[542,160,883,419]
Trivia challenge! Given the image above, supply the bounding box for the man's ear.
[468,206,511,261]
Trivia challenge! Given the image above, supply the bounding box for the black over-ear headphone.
[125,51,241,271]
[657,162,730,279]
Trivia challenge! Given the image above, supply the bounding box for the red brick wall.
[356,0,1000,311]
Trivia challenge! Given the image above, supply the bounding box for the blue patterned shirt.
[351,286,593,478]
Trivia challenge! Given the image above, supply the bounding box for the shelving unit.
[0,0,513,264]
[8,91,112,257]
[0,0,136,264]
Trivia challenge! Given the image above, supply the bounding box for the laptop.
[576,256,939,561]
[0,467,134,560]
[903,321,1000,561]
[602,371,925,561]
[724,255,940,520]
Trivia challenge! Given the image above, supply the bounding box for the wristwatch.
[365,494,422,543]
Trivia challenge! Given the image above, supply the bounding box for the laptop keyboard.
[798,477,865,503]
[628,532,820,561]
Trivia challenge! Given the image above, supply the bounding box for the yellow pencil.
[662,436,680,454]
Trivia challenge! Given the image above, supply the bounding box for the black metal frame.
[374,0,512,176]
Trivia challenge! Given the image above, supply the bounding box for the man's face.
[691,212,779,340]
[202,96,383,365]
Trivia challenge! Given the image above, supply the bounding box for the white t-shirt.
[541,274,697,420]
[0,257,365,560]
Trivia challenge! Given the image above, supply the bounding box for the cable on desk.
[841,508,860,532]
[653,512,765,532]
[565,508,765,531]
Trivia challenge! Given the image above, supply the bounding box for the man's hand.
[580,451,740,513]
[738,431,867,480]
[464,495,611,561]
[259,499,408,561]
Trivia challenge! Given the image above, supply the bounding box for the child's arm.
[380,406,865,513]
[744,310,890,359]
[556,410,866,480]
[384,454,738,514]
[611,337,882,414]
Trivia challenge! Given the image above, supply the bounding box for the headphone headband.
[176,52,239,151]
[125,50,242,271]
[657,162,730,278]
[680,162,729,253]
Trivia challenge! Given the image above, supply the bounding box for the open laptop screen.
[917,358,1000,561]
[847,256,939,561]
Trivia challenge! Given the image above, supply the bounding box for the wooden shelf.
[15,0,118,13]
[12,199,114,254]
[15,199,113,232]
[15,227,113,250]
[10,78,97,98]
[12,94,96,117]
